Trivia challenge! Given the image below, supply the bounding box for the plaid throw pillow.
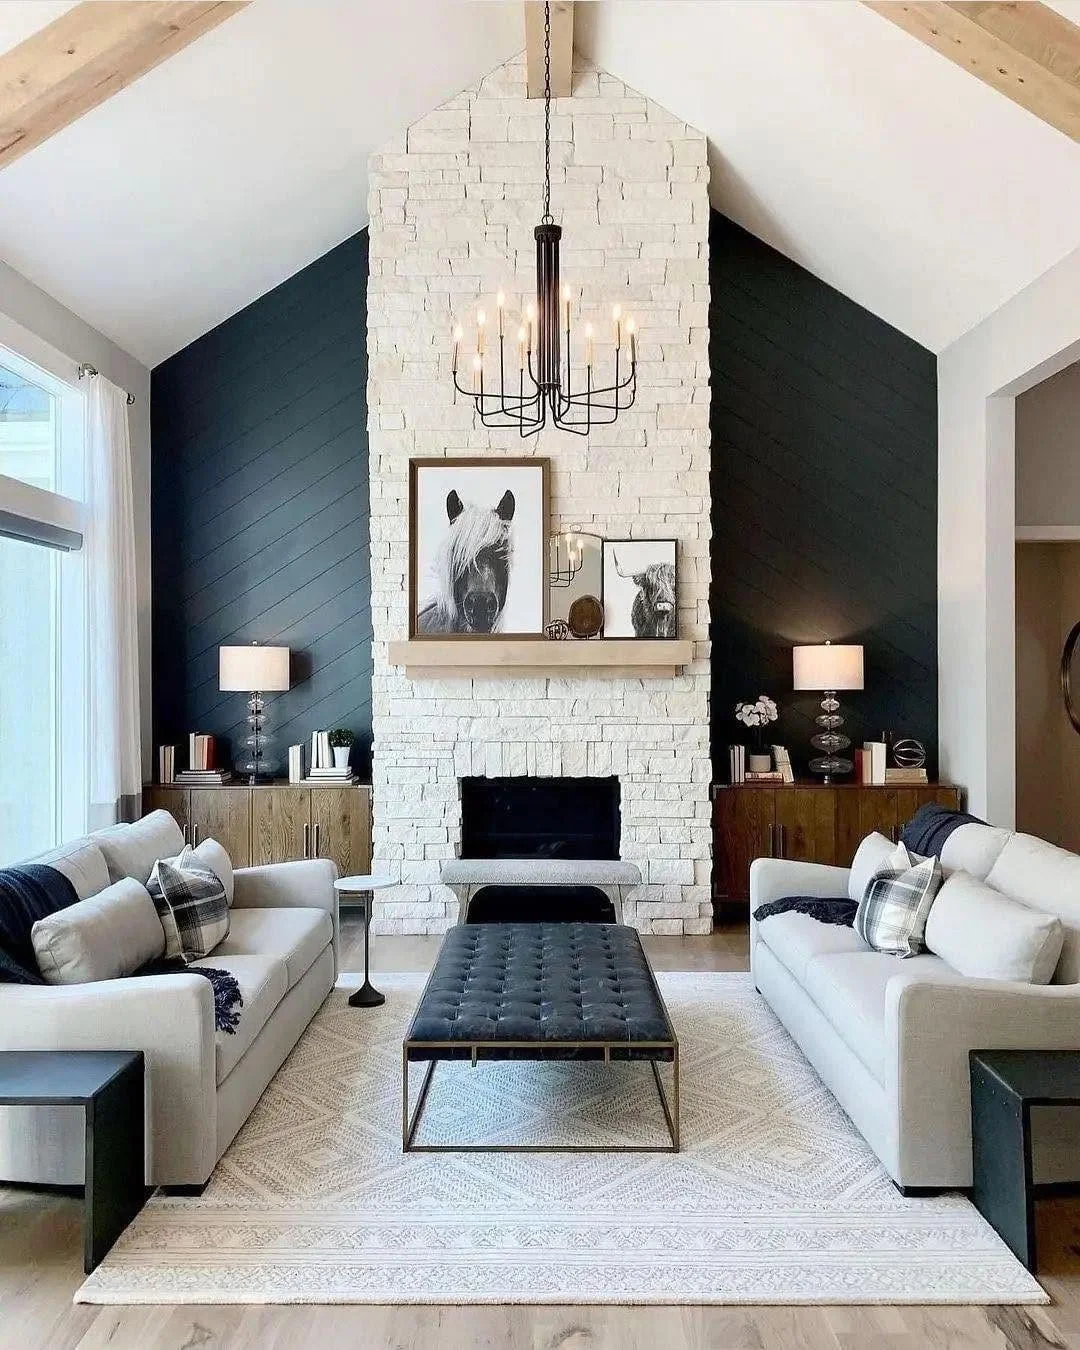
[854,852,942,958]
[147,847,229,962]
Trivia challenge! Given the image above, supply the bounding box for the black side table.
[969,1049,1080,1272]
[0,1050,145,1273]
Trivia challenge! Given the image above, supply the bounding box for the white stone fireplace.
[366,52,711,934]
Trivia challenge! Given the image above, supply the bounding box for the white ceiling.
[0,0,1078,365]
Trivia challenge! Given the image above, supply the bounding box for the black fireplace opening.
[460,776,620,860]
[466,885,617,924]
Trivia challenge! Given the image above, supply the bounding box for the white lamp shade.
[792,643,864,692]
[219,644,290,692]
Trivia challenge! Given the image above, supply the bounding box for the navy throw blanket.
[0,864,242,1032]
[753,896,857,927]
[901,802,985,859]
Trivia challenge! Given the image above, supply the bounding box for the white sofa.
[1,810,338,1188]
[750,819,1080,1190]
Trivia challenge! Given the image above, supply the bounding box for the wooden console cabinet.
[143,783,372,878]
[713,782,963,908]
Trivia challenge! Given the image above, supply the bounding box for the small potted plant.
[328,728,355,771]
[734,695,778,773]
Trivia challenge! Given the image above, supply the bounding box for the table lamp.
[792,642,864,782]
[219,643,290,783]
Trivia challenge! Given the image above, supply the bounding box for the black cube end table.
[970,1048,1080,1273]
[0,1050,145,1273]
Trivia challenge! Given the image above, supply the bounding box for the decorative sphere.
[892,738,926,769]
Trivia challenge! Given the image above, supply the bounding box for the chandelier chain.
[542,1,552,224]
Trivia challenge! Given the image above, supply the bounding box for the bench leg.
[651,1050,680,1152]
[402,1056,438,1152]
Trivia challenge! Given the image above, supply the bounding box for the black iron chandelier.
[451,1,637,436]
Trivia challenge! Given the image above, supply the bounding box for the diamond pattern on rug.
[77,972,1047,1306]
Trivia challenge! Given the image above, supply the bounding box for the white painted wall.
[0,261,152,780]
[1016,362,1080,530]
[938,245,1080,824]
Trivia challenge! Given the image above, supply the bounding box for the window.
[0,344,86,865]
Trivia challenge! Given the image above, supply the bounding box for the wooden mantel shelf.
[389,638,695,677]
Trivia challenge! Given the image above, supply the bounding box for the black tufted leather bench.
[402,923,679,1152]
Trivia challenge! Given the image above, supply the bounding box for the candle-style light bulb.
[612,303,622,348]
[496,291,505,340]
[585,322,594,368]
[562,284,571,330]
[627,316,637,364]
[452,323,463,369]
[476,309,486,357]
[472,352,482,393]
[526,302,536,351]
[517,325,527,368]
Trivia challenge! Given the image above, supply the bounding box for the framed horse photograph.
[409,457,549,638]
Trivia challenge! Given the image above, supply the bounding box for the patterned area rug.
[78,973,1046,1305]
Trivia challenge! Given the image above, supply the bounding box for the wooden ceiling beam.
[0,1,248,171]
[863,1,1080,141]
[525,1,573,99]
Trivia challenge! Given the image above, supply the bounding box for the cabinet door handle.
[890,824,899,844]
[777,823,785,858]
[303,822,310,859]
[314,822,321,856]
[192,823,199,846]
[767,823,775,857]
[182,823,189,845]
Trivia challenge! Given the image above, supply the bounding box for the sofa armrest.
[886,971,1080,1185]
[232,858,339,970]
[0,974,216,1186]
[749,857,851,909]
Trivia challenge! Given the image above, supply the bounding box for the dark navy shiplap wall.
[151,231,372,777]
[709,213,939,777]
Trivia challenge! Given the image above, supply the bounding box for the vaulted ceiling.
[0,0,1078,366]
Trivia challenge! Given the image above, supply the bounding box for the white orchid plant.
[734,694,778,750]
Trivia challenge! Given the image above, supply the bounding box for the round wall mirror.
[1062,620,1080,733]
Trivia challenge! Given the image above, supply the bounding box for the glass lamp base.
[808,754,854,783]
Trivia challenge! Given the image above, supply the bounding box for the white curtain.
[85,375,142,828]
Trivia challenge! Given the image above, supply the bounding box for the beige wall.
[1016,542,1080,851]
[1016,361,1080,529]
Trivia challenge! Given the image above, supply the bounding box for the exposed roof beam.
[863,1,1080,141]
[0,1,248,171]
[525,1,573,99]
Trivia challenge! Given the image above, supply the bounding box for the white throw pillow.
[925,870,1065,984]
[854,853,943,958]
[31,877,165,984]
[848,833,896,903]
[187,837,234,907]
[147,847,230,962]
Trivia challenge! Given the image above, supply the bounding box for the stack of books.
[301,730,355,786]
[885,766,929,784]
[158,744,175,784]
[288,744,304,784]
[771,744,795,785]
[176,732,232,785]
[745,769,784,782]
[728,744,746,784]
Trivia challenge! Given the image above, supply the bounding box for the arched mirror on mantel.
[548,530,603,637]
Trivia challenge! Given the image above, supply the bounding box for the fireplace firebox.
[459,776,622,923]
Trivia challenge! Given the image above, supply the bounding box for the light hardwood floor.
[3,919,1080,1350]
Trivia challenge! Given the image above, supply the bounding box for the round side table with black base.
[335,875,394,1009]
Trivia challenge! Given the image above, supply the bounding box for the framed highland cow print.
[409,458,549,638]
[602,539,677,639]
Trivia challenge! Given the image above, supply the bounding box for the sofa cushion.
[985,833,1080,983]
[803,950,947,1085]
[939,822,1012,883]
[213,907,332,991]
[92,810,185,885]
[28,840,110,900]
[926,870,1064,984]
[188,952,288,1084]
[31,876,165,984]
[757,909,869,985]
